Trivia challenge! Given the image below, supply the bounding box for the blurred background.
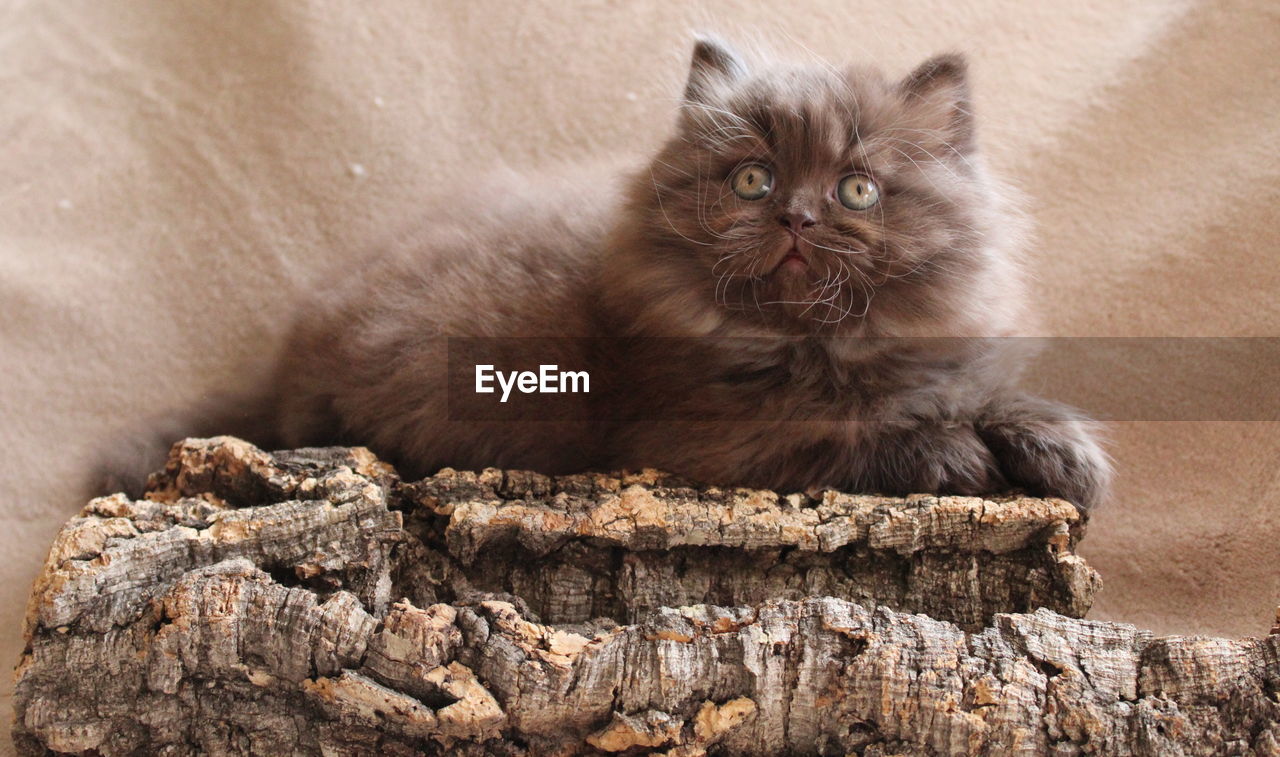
[2,1,1277,750]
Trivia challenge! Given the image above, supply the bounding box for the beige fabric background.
[2,0,1277,749]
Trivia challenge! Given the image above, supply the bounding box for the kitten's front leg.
[976,393,1112,511]
[859,420,1006,498]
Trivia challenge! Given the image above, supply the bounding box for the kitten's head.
[612,37,1024,337]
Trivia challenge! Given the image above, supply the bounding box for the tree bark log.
[12,437,1277,755]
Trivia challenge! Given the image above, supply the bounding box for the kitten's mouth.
[773,245,809,274]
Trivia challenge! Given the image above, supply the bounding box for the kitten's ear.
[898,53,976,156]
[683,35,747,105]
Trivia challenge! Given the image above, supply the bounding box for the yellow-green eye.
[837,174,879,210]
[730,164,773,200]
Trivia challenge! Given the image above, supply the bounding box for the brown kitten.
[275,37,1110,510]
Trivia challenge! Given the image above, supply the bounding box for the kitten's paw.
[977,395,1112,511]
[866,422,1006,498]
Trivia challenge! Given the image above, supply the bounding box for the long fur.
[273,37,1111,510]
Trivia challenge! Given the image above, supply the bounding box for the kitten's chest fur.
[597,335,946,485]
[601,329,971,417]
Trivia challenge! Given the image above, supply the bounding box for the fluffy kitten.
[275,37,1110,510]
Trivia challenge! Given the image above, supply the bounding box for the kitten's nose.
[779,211,817,232]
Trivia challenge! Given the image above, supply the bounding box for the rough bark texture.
[399,457,1098,632]
[13,437,1278,755]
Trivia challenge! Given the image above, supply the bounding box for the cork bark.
[13,437,1278,755]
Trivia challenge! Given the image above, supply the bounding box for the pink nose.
[779,211,816,231]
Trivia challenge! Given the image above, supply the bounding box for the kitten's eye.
[730,164,773,200]
[837,175,879,210]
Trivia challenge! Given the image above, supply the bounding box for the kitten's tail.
[91,388,283,499]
